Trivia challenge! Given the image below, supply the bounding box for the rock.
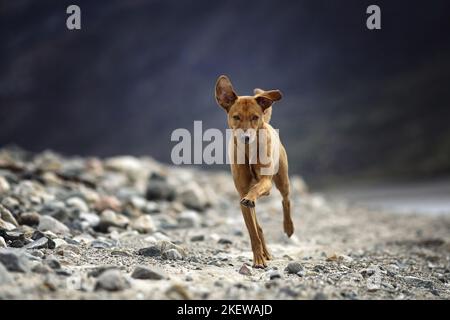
[18,211,40,226]
[313,265,326,273]
[218,238,233,245]
[129,196,147,210]
[0,249,31,273]
[0,219,16,231]
[146,173,175,201]
[66,197,89,213]
[1,197,20,212]
[338,255,354,264]
[32,263,52,274]
[403,276,434,289]
[0,230,25,242]
[0,204,18,227]
[44,256,61,270]
[162,248,183,260]
[313,292,328,300]
[94,195,122,212]
[268,270,281,280]
[386,264,399,276]
[239,264,252,276]
[0,263,13,285]
[52,238,67,248]
[0,236,6,248]
[79,212,100,228]
[110,249,131,257]
[177,210,201,228]
[88,265,118,278]
[137,245,161,257]
[130,215,156,233]
[38,216,70,235]
[91,239,114,249]
[10,240,25,248]
[97,210,129,232]
[190,235,205,242]
[104,156,143,176]
[131,265,166,280]
[0,176,10,193]
[177,181,208,211]
[165,283,191,299]
[367,271,382,291]
[29,250,45,259]
[31,230,46,240]
[38,201,68,222]
[24,237,50,250]
[285,262,303,274]
[95,269,130,291]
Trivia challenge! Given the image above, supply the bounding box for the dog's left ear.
[255,90,282,110]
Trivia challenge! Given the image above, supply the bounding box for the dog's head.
[215,75,282,144]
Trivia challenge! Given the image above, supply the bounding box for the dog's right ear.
[215,75,237,112]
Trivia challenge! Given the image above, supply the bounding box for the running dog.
[215,75,294,268]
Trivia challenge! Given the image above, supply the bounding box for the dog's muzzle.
[239,131,255,145]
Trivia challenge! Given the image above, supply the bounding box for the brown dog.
[215,75,294,268]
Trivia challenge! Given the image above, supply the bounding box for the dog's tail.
[254,88,272,123]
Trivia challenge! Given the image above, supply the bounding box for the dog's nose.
[244,136,250,144]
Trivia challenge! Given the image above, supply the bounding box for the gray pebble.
[95,269,130,292]
[131,265,166,280]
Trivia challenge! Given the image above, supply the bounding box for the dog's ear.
[215,75,238,112]
[253,88,264,95]
[255,90,282,110]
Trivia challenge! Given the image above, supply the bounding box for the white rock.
[0,236,7,248]
[153,232,171,242]
[0,205,18,226]
[95,269,130,291]
[163,248,183,260]
[130,215,156,233]
[104,156,144,175]
[99,210,129,230]
[0,176,10,193]
[79,212,100,227]
[0,218,16,231]
[66,197,89,212]
[38,215,70,235]
[130,196,147,210]
[52,238,67,248]
[177,210,201,228]
[177,181,208,211]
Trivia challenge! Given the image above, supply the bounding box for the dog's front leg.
[240,177,272,208]
[240,204,267,268]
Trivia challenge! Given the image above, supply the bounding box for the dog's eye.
[233,115,240,121]
[252,115,259,121]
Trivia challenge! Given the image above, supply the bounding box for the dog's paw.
[284,219,294,237]
[240,198,255,208]
[252,254,267,269]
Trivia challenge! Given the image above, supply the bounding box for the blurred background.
[1,0,450,196]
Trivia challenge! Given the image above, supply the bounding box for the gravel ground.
[0,147,449,299]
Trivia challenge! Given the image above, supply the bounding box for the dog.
[215,75,294,268]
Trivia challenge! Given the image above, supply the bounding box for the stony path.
[1,148,449,299]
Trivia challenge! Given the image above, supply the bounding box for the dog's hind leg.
[274,148,294,237]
